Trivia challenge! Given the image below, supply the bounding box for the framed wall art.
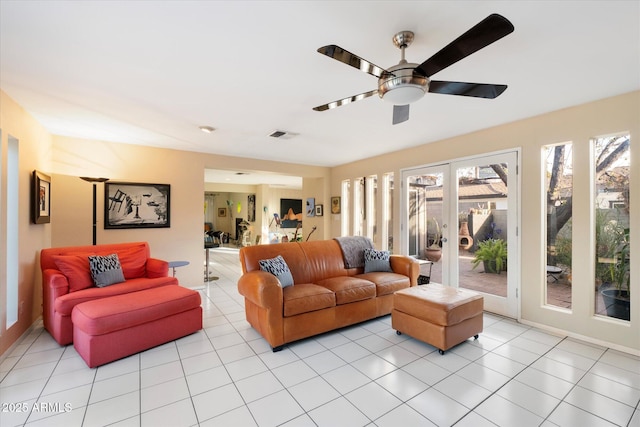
[306,197,315,217]
[248,194,256,222]
[218,207,227,217]
[32,170,51,224]
[280,198,302,228]
[315,204,323,216]
[104,182,170,229]
[331,196,341,214]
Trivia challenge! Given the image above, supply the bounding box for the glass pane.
[460,163,508,297]
[382,173,394,251]
[544,143,573,309]
[407,172,443,284]
[353,177,365,236]
[341,180,350,236]
[367,175,377,242]
[594,135,630,321]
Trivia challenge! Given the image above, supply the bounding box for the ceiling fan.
[313,14,515,125]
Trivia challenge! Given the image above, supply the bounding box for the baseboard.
[0,317,43,364]
[519,318,639,357]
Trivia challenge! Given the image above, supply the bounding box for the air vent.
[269,130,287,138]
[268,130,298,139]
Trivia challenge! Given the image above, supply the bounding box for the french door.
[401,151,519,318]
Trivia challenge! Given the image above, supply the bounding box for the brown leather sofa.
[238,239,419,351]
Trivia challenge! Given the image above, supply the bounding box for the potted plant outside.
[601,227,630,320]
[471,238,507,274]
[425,217,442,262]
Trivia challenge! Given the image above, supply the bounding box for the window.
[341,179,350,236]
[353,177,365,236]
[382,173,394,251]
[543,142,573,309]
[593,134,630,321]
[4,135,19,328]
[366,175,377,242]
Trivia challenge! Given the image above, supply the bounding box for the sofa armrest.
[42,269,70,329]
[237,271,284,310]
[147,258,169,278]
[389,255,420,286]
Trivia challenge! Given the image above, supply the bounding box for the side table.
[168,261,189,277]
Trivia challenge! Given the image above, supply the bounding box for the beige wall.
[332,91,639,353]
[1,87,637,356]
[51,137,329,288]
[0,91,52,355]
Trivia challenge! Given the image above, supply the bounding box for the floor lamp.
[80,177,109,245]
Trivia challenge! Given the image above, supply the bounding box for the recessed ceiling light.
[199,126,216,133]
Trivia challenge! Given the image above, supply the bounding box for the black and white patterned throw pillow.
[258,255,294,288]
[363,248,393,273]
[88,253,125,287]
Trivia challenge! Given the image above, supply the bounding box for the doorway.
[401,151,520,318]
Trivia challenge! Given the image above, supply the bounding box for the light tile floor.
[1,246,639,427]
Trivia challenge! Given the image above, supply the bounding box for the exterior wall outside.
[330,90,639,353]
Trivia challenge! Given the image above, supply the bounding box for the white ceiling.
[1,1,638,186]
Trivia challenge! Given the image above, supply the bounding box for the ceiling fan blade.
[429,80,507,98]
[313,90,378,111]
[392,105,410,125]
[416,14,514,77]
[317,45,387,78]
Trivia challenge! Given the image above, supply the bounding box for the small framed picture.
[331,196,341,214]
[315,204,323,216]
[306,197,315,217]
[218,208,227,217]
[32,170,51,224]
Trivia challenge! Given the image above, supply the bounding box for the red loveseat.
[40,242,178,345]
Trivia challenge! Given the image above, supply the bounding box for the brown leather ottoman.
[392,284,483,354]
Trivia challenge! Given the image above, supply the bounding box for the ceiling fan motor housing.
[378,61,429,105]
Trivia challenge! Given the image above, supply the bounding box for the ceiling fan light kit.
[314,14,515,125]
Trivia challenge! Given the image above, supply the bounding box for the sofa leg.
[272,345,284,353]
[438,349,445,355]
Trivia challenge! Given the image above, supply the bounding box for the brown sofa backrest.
[239,240,348,284]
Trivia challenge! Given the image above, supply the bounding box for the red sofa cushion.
[55,276,178,315]
[51,243,149,292]
[94,244,147,279]
[72,286,201,335]
[53,255,93,292]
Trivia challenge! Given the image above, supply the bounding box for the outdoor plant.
[427,217,441,249]
[471,238,507,273]
[609,227,630,296]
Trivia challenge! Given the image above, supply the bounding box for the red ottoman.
[72,286,202,367]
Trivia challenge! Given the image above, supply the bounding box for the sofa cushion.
[357,272,410,296]
[113,245,148,279]
[89,254,125,287]
[92,244,147,279]
[259,255,294,288]
[72,286,201,335]
[55,276,178,316]
[283,284,335,317]
[363,248,392,273]
[53,255,94,292]
[316,276,376,305]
